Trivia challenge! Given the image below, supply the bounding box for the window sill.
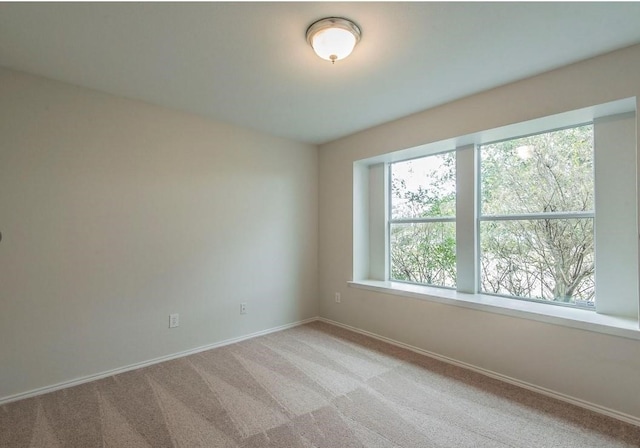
[348,280,640,341]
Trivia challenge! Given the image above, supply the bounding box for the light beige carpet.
[1,321,639,447]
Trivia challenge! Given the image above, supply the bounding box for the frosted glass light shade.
[311,27,357,62]
[306,17,361,63]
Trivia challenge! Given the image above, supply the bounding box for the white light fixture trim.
[306,17,361,64]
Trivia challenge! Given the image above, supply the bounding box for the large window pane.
[479,124,595,308]
[480,219,594,306]
[391,152,456,220]
[481,125,594,215]
[390,222,456,287]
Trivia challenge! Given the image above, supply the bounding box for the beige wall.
[319,44,640,419]
[0,68,318,400]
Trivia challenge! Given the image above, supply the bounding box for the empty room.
[1,2,640,447]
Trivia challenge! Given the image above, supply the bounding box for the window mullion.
[456,144,477,293]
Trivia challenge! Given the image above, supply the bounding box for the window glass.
[479,125,595,307]
[391,153,456,220]
[481,125,594,215]
[480,219,595,305]
[390,152,456,288]
[390,222,456,287]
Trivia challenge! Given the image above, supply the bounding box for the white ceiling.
[1,2,640,145]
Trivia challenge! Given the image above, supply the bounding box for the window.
[354,100,637,328]
[386,125,596,308]
[389,152,456,287]
[479,125,595,308]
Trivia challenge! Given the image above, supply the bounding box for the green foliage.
[391,222,456,287]
[481,126,594,215]
[480,219,594,303]
[391,152,456,220]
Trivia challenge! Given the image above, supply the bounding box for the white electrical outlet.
[335,292,341,303]
[169,313,179,328]
[240,303,247,314]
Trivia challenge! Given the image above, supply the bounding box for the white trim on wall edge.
[318,317,640,428]
[0,317,319,406]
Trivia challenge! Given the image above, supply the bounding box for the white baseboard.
[0,316,320,406]
[317,317,640,428]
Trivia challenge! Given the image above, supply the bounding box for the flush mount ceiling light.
[306,17,361,64]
